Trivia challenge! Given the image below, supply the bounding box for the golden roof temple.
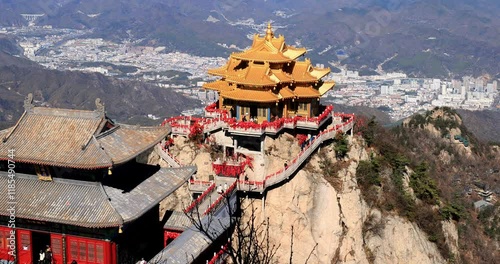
[203,23,335,123]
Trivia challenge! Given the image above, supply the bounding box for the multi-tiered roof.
[203,23,335,105]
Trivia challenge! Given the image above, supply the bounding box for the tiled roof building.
[0,95,196,264]
[203,23,335,123]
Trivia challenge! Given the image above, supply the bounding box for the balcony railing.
[237,114,354,193]
[163,104,335,137]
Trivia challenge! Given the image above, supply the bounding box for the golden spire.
[265,23,274,41]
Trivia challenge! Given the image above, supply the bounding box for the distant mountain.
[332,104,392,125]
[0,42,200,129]
[331,103,500,144]
[0,0,498,77]
[457,109,500,144]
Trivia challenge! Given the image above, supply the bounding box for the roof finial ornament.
[95,98,105,115]
[24,93,34,112]
[265,22,274,41]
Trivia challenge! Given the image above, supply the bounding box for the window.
[79,242,87,261]
[257,108,267,118]
[68,238,105,264]
[298,103,308,111]
[88,243,95,262]
[96,244,104,263]
[51,237,62,255]
[70,241,78,260]
[21,233,30,250]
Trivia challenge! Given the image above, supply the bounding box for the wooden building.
[0,95,196,264]
[203,23,335,123]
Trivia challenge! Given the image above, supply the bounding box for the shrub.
[334,132,349,159]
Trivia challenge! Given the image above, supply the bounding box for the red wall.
[16,229,31,264]
[0,226,116,264]
[0,226,16,262]
[65,235,114,264]
[163,230,181,247]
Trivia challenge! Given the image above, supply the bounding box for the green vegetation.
[334,132,349,159]
[440,202,465,221]
[478,204,500,241]
[355,108,500,263]
[356,156,381,206]
[409,162,439,204]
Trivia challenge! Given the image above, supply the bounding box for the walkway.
[237,114,354,193]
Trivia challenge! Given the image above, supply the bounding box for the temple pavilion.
[0,94,196,264]
[203,23,335,123]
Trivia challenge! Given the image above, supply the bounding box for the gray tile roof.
[0,166,196,228]
[164,211,192,231]
[150,192,237,264]
[0,172,122,228]
[0,106,169,169]
[105,166,197,222]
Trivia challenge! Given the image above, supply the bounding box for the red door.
[0,226,16,262]
[66,235,114,264]
[51,234,63,264]
[16,229,32,264]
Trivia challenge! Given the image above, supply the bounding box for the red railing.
[208,244,229,264]
[205,102,230,119]
[161,104,335,136]
[159,142,183,166]
[161,108,354,193]
[237,113,355,192]
[203,181,237,215]
[212,155,253,177]
[184,182,216,213]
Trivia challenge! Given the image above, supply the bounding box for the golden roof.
[221,88,279,103]
[231,24,306,63]
[269,69,293,83]
[293,86,320,98]
[226,62,276,86]
[283,47,307,60]
[278,87,296,99]
[204,24,335,102]
[290,60,317,83]
[207,57,244,77]
[202,80,235,92]
[309,66,331,79]
[318,81,335,96]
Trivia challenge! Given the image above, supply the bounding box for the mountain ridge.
[0,49,200,129]
[0,0,498,77]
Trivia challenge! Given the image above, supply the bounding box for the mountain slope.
[0,50,200,129]
[1,0,498,77]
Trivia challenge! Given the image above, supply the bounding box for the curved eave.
[293,87,321,98]
[221,90,279,103]
[6,213,122,228]
[226,78,276,87]
[202,81,234,92]
[270,71,293,83]
[310,68,331,79]
[207,68,228,77]
[283,48,307,60]
[278,87,296,99]
[318,81,336,96]
[231,53,293,63]
[0,156,111,170]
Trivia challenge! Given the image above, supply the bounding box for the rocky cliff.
[251,137,454,264]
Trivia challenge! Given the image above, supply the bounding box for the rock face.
[367,216,444,264]
[255,137,448,264]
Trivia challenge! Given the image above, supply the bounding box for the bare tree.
[185,191,283,264]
